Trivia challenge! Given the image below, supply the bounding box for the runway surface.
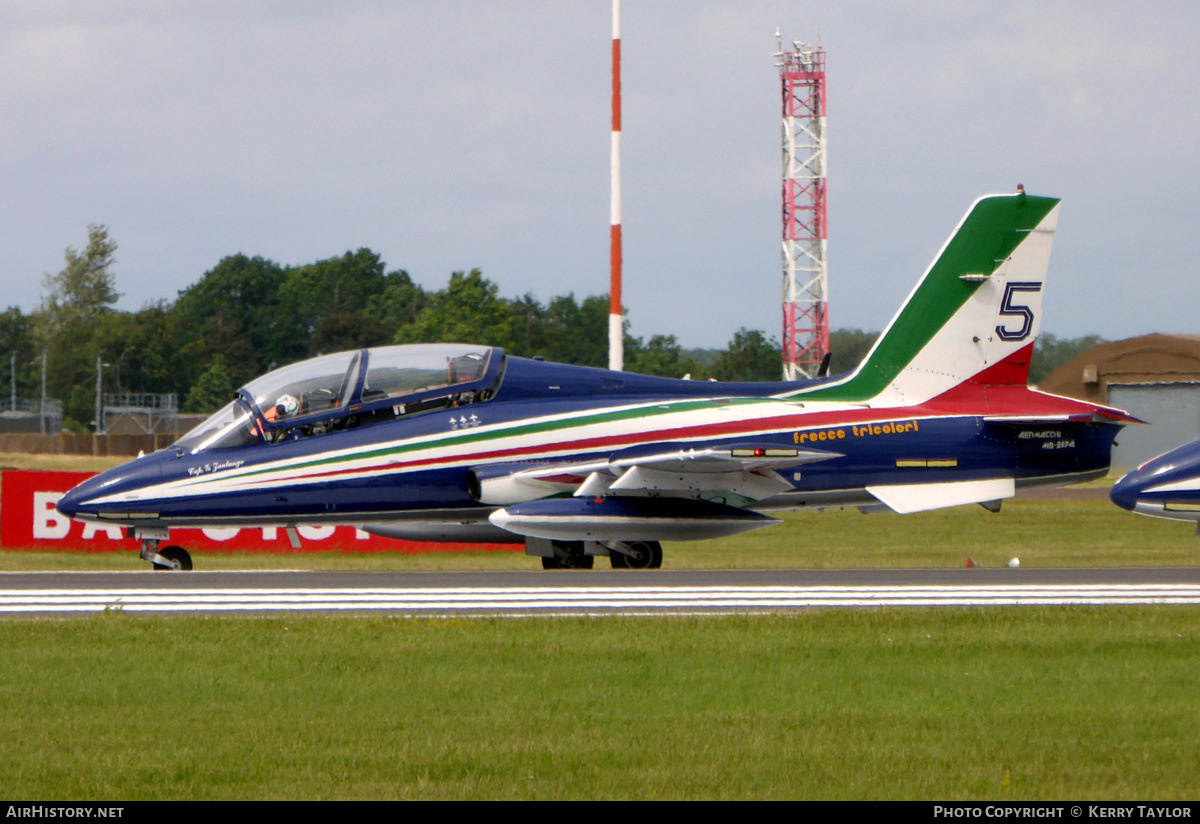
[3,567,1199,615]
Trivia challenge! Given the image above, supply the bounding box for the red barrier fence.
[0,470,517,555]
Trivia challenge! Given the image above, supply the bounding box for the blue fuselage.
[57,353,1120,532]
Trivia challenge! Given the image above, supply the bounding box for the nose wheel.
[153,546,193,571]
[139,537,193,571]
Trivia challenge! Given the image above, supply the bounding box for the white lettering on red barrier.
[2,469,514,556]
[33,492,71,540]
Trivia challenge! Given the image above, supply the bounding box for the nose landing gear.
[151,545,193,571]
[136,529,193,571]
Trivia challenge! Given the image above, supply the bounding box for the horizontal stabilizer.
[982,414,1092,425]
[866,478,1015,514]
[489,497,780,542]
[983,411,1147,426]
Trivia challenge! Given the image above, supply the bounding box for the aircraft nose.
[1109,469,1141,512]
[53,456,166,522]
[55,485,83,519]
[55,473,108,519]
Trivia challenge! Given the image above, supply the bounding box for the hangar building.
[1039,334,1200,469]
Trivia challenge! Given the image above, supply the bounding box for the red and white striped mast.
[609,0,624,371]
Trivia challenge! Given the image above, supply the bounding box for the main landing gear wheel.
[153,545,193,571]
[541,540,594,570]
[609,541,662,570]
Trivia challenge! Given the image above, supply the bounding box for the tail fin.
[796,190,1060,405]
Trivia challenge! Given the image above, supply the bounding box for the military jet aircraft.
[57,190,1137,570]
[1110,438,1200,528]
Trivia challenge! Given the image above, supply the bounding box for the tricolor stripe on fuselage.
[83,376,1112,512]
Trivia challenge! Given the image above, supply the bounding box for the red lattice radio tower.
[776,38,829,380]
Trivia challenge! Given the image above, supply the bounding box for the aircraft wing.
[469,443,840,506]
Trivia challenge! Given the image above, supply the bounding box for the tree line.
[2,226,1103,431]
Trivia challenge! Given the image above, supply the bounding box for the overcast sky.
[3,1,1197,348]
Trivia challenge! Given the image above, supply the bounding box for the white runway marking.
[4,584,1200,614]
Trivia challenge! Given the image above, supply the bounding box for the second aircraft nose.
[1109,470,1141,512]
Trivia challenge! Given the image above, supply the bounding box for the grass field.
[2,608,1196,800]
[2,453,1198,799]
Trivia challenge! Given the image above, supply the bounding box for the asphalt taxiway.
[2,567,1199,615]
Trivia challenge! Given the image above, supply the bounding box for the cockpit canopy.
[175,344,500,453]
